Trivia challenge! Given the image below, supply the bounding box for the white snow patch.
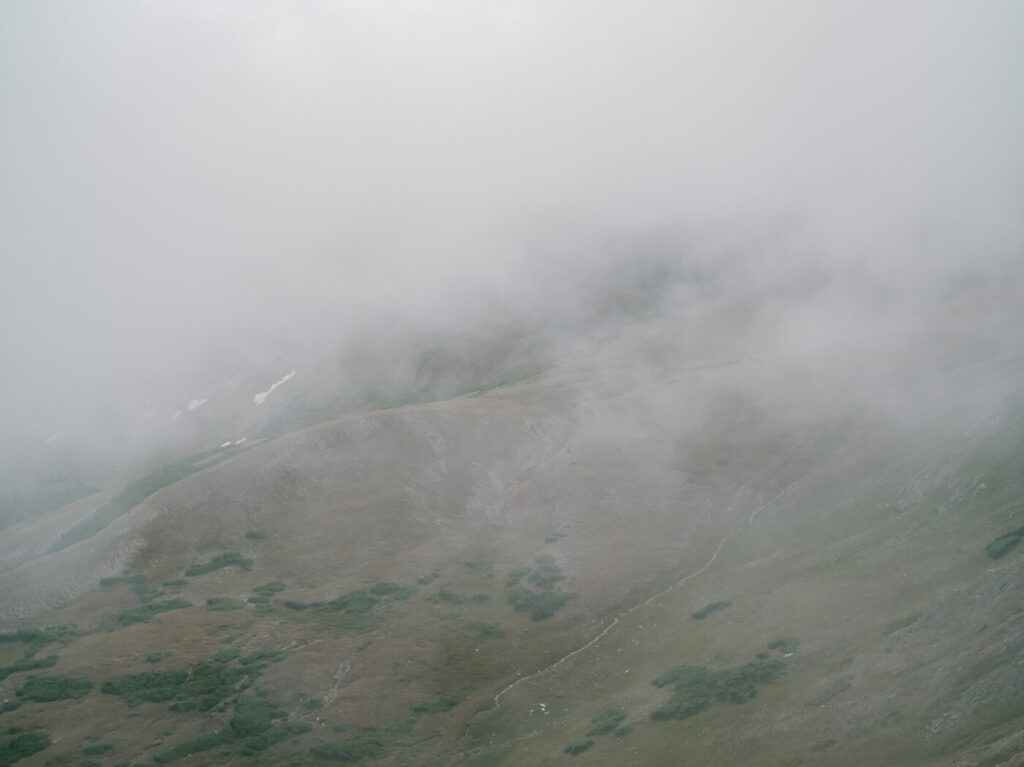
[220,441,233,448]
[171,411,183,420]
[187,398,207,412]
[234,438,246,445]
[253,370,296,405]
[143,410,155,419]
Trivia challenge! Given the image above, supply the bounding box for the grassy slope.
[2,305,1024,767]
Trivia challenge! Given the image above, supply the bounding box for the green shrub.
[411,686,474,715]
[252,582,286,596]
[151,732,224,764]
[116,599,192,626]
[766,636,800,654]
[370,582,401,596]
[227,694,286,738]
[185,553,253,577]
[468,622,505,639]
[505,567,531,588]
[986,528,1024,559]
[691,600,731,619]
[390,585,417,601]
[563,739,594,755]
[0,730,50,767]
[328,590,380,615]
[100,575,146,588]
[214,648,241,663]
[15,676,92,702]
[162,579,187,588]
[650,659,784,721]
[527,555,565,590]
[241,721,310,753]
[244,530,266,540]
[613,723,634,737]
[0,655,58,682]
[438,589,464,605]
[506,587,573,621]
[0,627,70,657]
[586,708,627,736]
[239,649,283,667]
[1,702,22,714]
[82,742,114,756]
[101,670,189,706]
[206,597,246,612]
[309,717,415,762]
[145,652,168,664]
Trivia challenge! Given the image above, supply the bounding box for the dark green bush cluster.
[100,573,163,603]
[0,655,57,682]
[585,708,627,736]
[309,716,416,762]
[239,649,284,667]
[527,555,566,590]
[437,589,464,605]
[986,524,1024,559]
[152,732,224,764]
[691,600,731,619]
[162,579,187,588]
[253,582,286,598]
[227,694,287,738]
[206,597,246,612]
[149,680,307,763]
[563,739,594,756]
[651,658,784,720]
[116,599,192,626]
[417,569,442,585]
[283,583,419,616]
[504,555,573,620]
[468,621,505,639]
[240,721,310,754]
[506,588,574,621]
[185,553,253,577]
[505,567,531,588]
[244,530,266,540]
[15,676,92,702]
[101,657,256,710]
[1,702,22,715]
[82,743,114,756]
[100,670,190,706]
[411,686,474,715]
[766,636,799,654]
[0,730,50,767]
[0,626,70,657]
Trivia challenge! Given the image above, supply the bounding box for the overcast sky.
[1,1,1022,447]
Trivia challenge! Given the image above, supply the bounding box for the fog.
[1,1,1022,476]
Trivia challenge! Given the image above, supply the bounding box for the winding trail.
[491,476,804,708]
[297,654,354,720]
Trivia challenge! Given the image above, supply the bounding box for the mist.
[2,1,1022,475]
